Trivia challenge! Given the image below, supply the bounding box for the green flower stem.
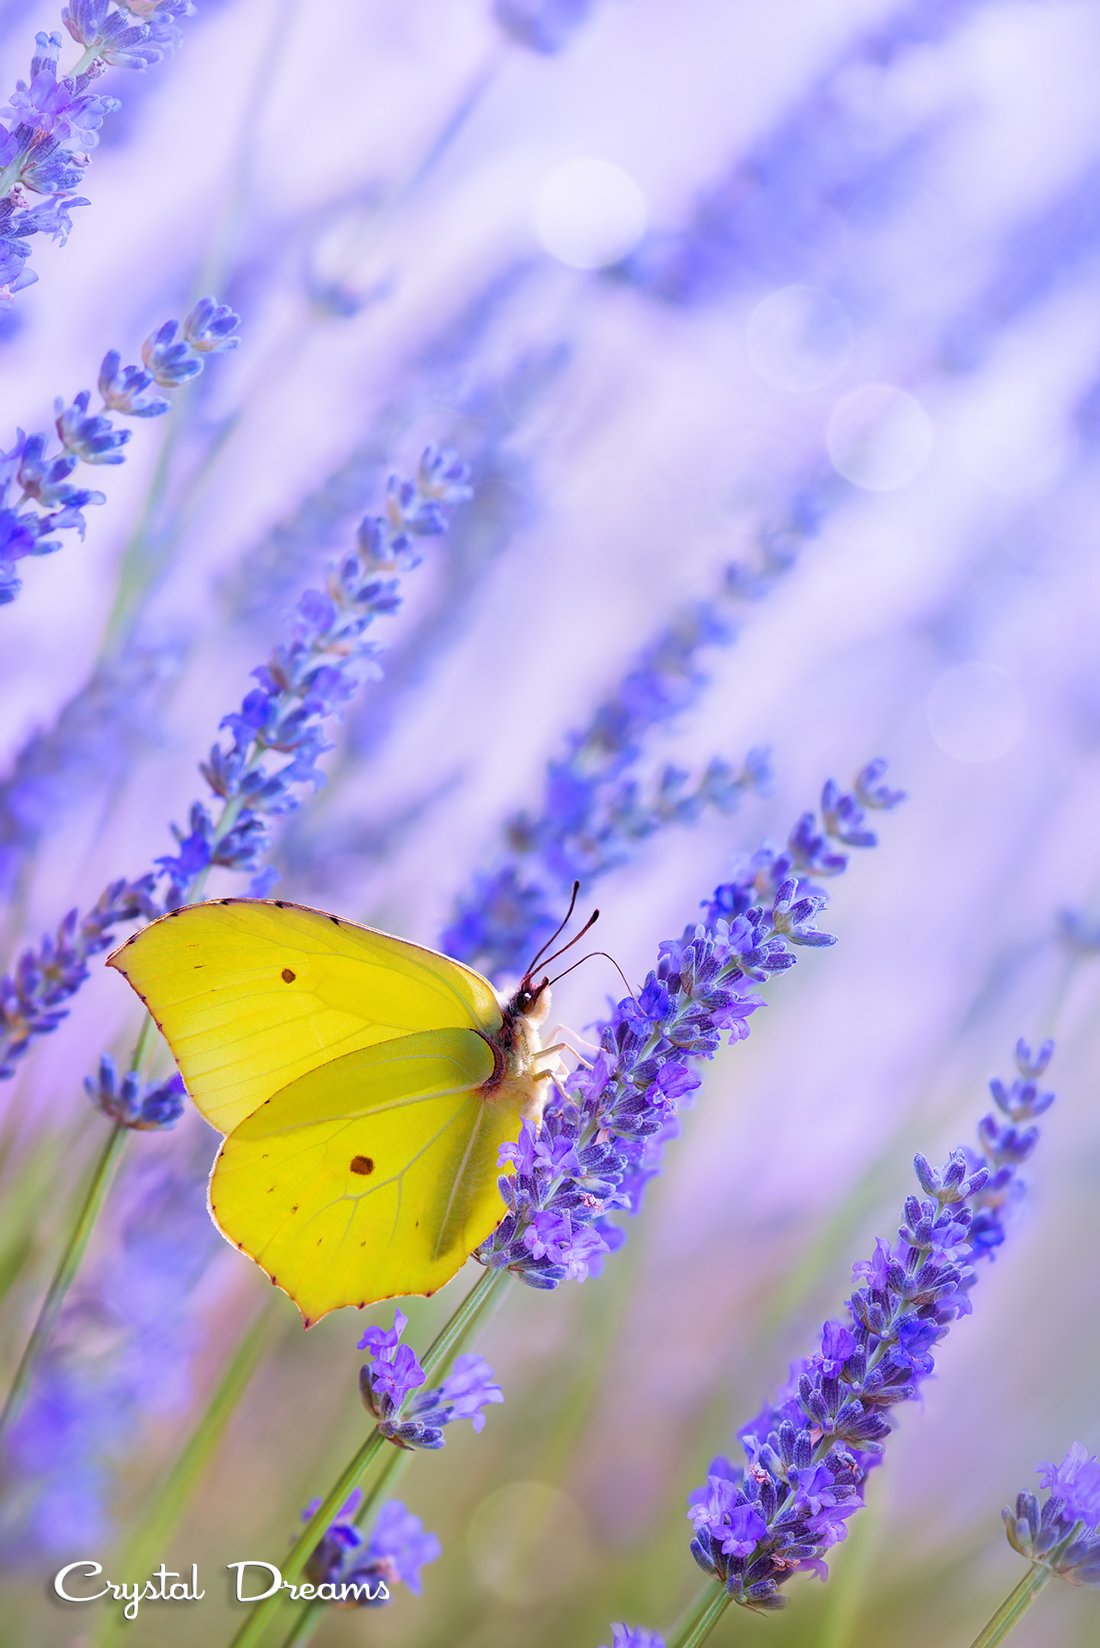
[0,775,249,1442]
[275,1448,411,1648]
[99,0,293,652]
[0,1120,128,1440]
[667,1582,732,1648]
[392,44,504,208]
[966,1564,1053,1648]
[100,418,188,650]
[95,1304,282,1647]
[225,1264,509,1648]
[230,1430,390,1648]
[817,1508,879,1648]
[70,42,100,76]
[759,941,1081,1349]
[152,38,500,554]
[276,1257,516,1648]
[0,1124,72,1311]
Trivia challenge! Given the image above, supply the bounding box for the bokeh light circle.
[926,663,1027,763]
[534,158,647,270]
[747,284,854,392]
[826,382,934,491]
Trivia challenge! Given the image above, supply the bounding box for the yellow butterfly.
[107,896,587,1325]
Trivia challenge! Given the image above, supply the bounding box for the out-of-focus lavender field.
[3,1,1100,1645]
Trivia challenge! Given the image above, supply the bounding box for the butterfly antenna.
[524,881,590,977]
[525,880,581,975]
[532,906,600,979]
[548,949,638,1007]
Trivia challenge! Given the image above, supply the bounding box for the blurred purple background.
[3,1,1100,1644]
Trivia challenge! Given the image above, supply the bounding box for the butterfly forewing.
[107,898,504,1135]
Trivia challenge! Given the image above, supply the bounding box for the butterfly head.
[486,887,599,1097]
[509,973,552,1026]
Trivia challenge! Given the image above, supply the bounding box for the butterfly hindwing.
[209,1028,520,1320]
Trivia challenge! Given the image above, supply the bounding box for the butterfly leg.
[541,1028,594,1070]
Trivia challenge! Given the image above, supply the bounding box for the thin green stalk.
[99,418,187,649]
[966,1564,1053,1648]
[155,38,502,549]
[816,1504,879,1648]
[95,1305,281,1647]
[408,46,503,195]
[0,776,247,1441]
[667,1583,732,1648]
[99,0,294,651]
[236,1430,391,1648]
[275,1448,411,1648]
[70,43,100,76]
[0,1121,128,1440]
[0,1125,71,1311]
[276,1257,515,1648]
[225,1265,509,1648]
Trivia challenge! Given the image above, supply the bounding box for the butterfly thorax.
[475,980,552,1120]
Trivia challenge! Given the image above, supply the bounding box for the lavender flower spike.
[0,448,472,1079]
[83,1053,185,1130]
[1,299,240,607]
[687,1041,1056,1613]
[599,1628,665,1648]
[1005,1444,1100,1587]
[302,1492,441,1606]
[494,0,598,54]
[443,537,867,983]
[439,568,779,978]
[479,763,904,1290]
[358,1310,502,1450]
[1,8,194,296]
[0,877,159,1078]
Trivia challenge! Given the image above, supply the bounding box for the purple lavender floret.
[62,2,170,71]
[1,300,239,606]
[1004,1445,1100,1587]
[598,1628,665,1648]
[83,1053,185,1130]
[687,1041,1056,1611]
[63,0,193,65]
[0,449,472,1078]
[478,764,903,1291]
[493,0,597,55]
[156,446,471,905]
[55,392,133,462]
[358,1311,502,1450]
[440,588,777,979]
[0,644,181,899]
[2,32,118,168]
[303,1492,441,1604]
[442,502,852,984]
[1,9,193,294]
[98,352,171,416]
[0,877,159,1077]
[0,192,86,298]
